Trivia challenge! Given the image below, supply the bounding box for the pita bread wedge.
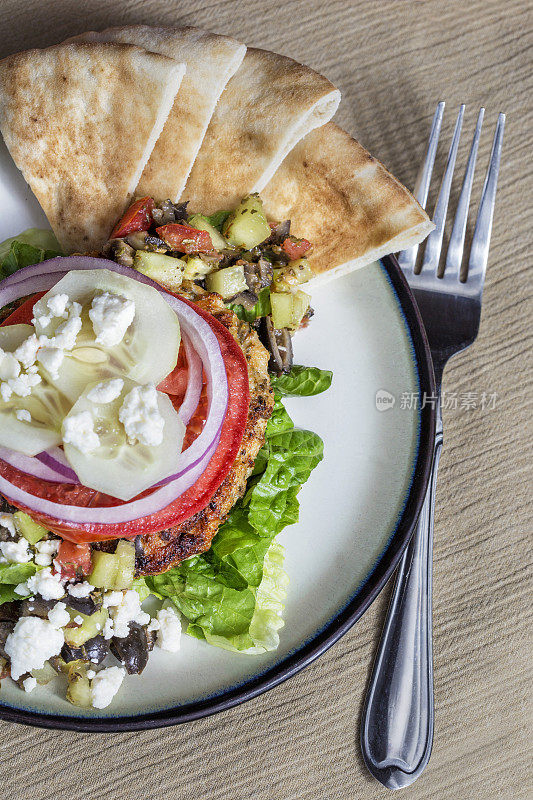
[69,26,246,201]
[182,48,341,214]
[0,42,185,253]
[262,122,434,287]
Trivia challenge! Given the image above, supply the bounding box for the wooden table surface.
[0,1,531,798]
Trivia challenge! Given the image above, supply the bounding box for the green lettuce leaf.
[145,392,324,653]
[0,228,62,279]
[187,541,288,653]
[271,365,333,397]
[206,210,231,231]
[248,428,324,536]
[229,286,271,323]
[0,562,39,605]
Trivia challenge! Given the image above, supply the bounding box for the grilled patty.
[134,285,274,576]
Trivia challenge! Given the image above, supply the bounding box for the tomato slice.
[156,223,213,254]
[0,296,250,543]
[281,237,311,259]
[111,197,154,239]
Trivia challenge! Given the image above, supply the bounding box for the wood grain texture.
[0,1,531,798]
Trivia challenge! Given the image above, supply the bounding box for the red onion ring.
[177,331,203,426]
[35,447,79,483]
[0,446,74,484]
[0,257,229,525]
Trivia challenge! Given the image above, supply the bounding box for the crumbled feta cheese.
[155,607,181,652]
[102,590,124,608]
[25,567,65,600]
[14,583,30,596]
[37,346,64,380]
[44,315,82,351]
[46,293,70,318]
[5,617,64,680]
[147,617,160,632]
[68,580,94,598]
[86,669,96,680]
[89,292,135,348]
[103,589,150,639]
[90,666,125,709]
[35,539,60,557]
[8,372,41,398]
[13,334,40,369]
[118,384,164,446]
[0,382,12,402]
[73,615,83,625]
[0,352,21,381]
[14,409,31,423]
[86,378,124,404]
[34,540,60,568]
[63,411,100,453]
[22,675,37,693]
[33,294,81,332]
[0,513,16,537]
[47,601,70,628]
[0,538,31,563]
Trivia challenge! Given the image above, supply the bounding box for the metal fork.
[360,103,505,790]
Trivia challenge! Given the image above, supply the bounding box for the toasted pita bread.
[262,123,434,287]
[69,26,246,201]
[0,42,185,253]
[182,48,340,214]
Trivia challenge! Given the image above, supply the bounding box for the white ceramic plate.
[0,140,435,730]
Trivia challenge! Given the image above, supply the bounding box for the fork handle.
[360,411,443,789]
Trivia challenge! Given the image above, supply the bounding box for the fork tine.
[466,113,506,292]
[397,101,445,274]
[444,108,485,280]
[419,104,465,275]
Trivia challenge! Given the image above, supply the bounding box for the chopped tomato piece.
[111,197,154,239]
[281,237,311,260]
[56,540,92,578]
[157,343,187,397]
[156,223,213,254]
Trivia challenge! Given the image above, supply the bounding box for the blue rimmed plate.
[0,138,435,731]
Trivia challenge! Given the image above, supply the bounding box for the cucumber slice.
[273,259,315,291]
[205,265,248,299]
[133,251,186,292]
[114,540,135,590]
[66,661,92,707]
[89,551,120,589]
[0,324,72,456]
[33,269,180,403]
[270,293,294,330]
[183,256,214,280]
[291,290,311,329]
[223,195,271,249]
[270,290,310,330]
[64,609,108,647]
[14,511,48,544]
[187,214,228,250]
[62,378,186,501]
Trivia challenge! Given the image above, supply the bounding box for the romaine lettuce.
[146,390,324,653]
[229,286,271,323]
[0,562,39,604]
[0,228,62,279]
[271,365,333,396]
